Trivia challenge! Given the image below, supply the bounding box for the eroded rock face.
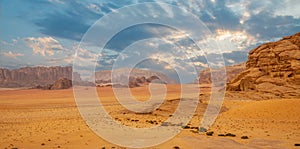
[95,68,175,88]
[196,63,245,84]
[227,32,300,98]
[126,76,164,88]
[50,78,72,90]
[0,66,80,88]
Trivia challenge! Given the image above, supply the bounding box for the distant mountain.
[94,68,177,87]
[227,32,300,98]
[0,66,176,88]
[0,66,78,88]
[195,63,245,84]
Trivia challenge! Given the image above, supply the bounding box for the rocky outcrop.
[0,66,80,88]
[128,76,164,88]
[34,78,72,90]
[50,78,72,90]
[95,68,176,88]
[227,32,300,98]
[98,76,164,88]
[195,63,245,84]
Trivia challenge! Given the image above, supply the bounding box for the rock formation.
[50,78,72,90]
[128,76,164,88]
[95,68,176,88]
[0,66,80,88]
[227,32,300,98]
[195,63,245,84]
[34,78,72,90]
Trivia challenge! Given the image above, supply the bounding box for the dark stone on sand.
[225,133,236,137]
[206,131,214,136]
[241,136,249,139]
[182,125,190,129]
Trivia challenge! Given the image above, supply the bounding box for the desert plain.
[0,84,299,149]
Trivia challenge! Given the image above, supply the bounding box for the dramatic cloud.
[2,51,24,59]
[245,12,300,39]
[25,37,65,56]
[33,1,101,41]
[26,0,300,47]
[1,0,299,72]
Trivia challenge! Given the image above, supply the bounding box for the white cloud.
[275,0,300,18]
[0,38,19,46]
[48,0,64,4]
[202,29,257,52]
[87,4,100,12]
[193,61,208,67]
[25,37,65,56]
[0,40,9,45]
[3,51,24,59]
[227,59,235,64]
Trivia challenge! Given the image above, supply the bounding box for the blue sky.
[1,0,300,73]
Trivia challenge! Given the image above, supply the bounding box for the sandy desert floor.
[0,85,299,149]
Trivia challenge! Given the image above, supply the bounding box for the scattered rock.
[225,133,236,137]
[206,131,214,136]
[182,125,190,129]
[199,127,207,132]
[173,146,180,149]
[190,127,199,130]
[241,136,249,139]
[218,134,225,136]
[295,143,300,146]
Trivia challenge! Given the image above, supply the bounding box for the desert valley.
[0,33,300,149]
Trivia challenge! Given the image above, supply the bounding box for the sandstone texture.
[0,66,76,88]
[95,68,176,88]
[227,32,300,98]
[51,78,72,90]
[196,63,245,84]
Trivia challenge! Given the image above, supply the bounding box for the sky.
[0,0,300,79]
